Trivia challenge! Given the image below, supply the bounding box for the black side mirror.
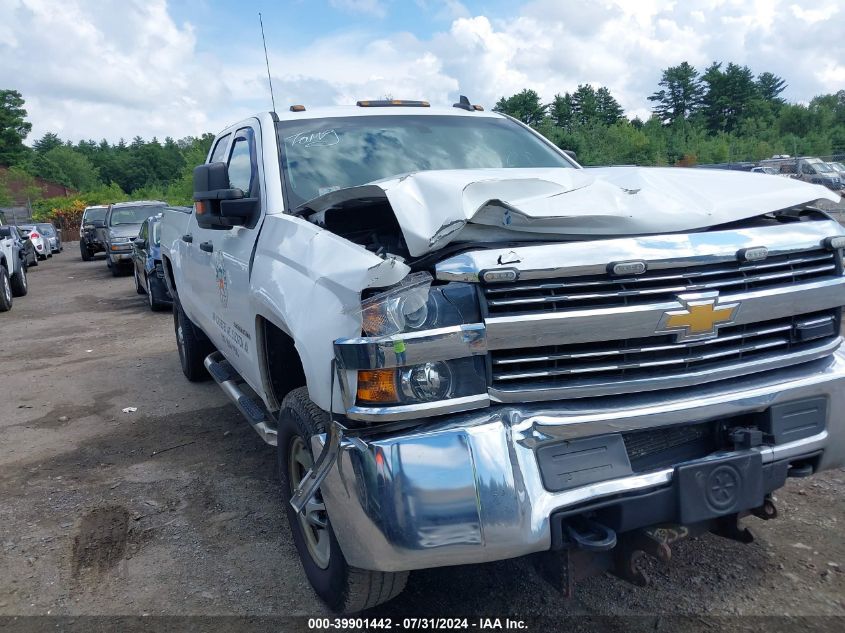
[563,149,578,162]
[193,162,260,229]
[133,237,146,248]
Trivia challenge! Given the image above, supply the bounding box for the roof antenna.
[259,12,277,114]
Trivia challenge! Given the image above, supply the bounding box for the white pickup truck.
[161,101,845,612]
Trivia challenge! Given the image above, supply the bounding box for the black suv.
[79,205,109,261]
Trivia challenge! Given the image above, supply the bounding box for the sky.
[1,0,843,144]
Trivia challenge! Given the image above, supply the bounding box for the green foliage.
[494,89,548,126]
[648,62,704,124]
[496,60,838,167]
[0,179,12,206]
[31,146,101,190]
[0,89,32,166]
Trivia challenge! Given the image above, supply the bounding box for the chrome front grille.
[484,249,836,316]
[490,310,839,393]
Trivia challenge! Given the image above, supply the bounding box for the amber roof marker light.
[356,100,430,107]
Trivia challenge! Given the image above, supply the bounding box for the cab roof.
[271,104,502,123]
[111,200,167,208]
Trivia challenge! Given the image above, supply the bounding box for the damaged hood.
[303,167,841,257]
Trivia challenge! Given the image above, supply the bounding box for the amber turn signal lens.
[356,369,400,404]
[195,200,207,215]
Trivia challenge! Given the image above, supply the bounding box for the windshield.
[276,114,574,207]
[808,159,834,173]
[110,205,164,226]
[20,225,35,234]
[830,162,845,173]
[83,208,107,223]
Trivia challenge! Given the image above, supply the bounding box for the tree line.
[0,88,212,215]
[494,61,844,166]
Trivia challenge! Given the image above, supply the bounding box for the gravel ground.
[1,244,844,627]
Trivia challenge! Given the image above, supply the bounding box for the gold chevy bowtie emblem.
[657,293,740,342]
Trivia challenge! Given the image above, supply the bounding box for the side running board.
[204,351,278,446]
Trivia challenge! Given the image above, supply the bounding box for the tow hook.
[612,525,688,586]
[751,495,778,521]
[534,518,617,597]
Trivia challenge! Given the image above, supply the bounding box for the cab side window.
[139,221,149,242]
[209,134,231,164]
[227,128,257,196]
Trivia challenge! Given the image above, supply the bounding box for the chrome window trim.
[490,336,841,402]
[334,323,487,370]
[485,276,845,350]
[435,220,845,282]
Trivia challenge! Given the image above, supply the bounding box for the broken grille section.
[483,249,837,316]
[490,310,839,389]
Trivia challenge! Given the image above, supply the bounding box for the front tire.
[134,267,146,295]
[277,387,408,613]
[0,265,13,312]
[10,263,27,297]
[147,275,169,312]
[80,241,92,261]
[173,300,213,381]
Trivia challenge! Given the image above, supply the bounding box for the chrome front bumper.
[316,351,845,572]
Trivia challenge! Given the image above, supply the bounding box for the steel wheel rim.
[288,436,330,569]
[21,267,26,290]
[2,274,10,303]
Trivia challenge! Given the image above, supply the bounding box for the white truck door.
[195,124,264,390]
[178,133,233,334]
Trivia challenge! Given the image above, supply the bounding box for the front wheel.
[0,265,12,312]
[147,275,169,312]
[134,267,146,295]
[10,263,27,297]
[80,241,92,261]
[277,387,408,613]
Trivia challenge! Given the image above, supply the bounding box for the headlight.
[355,357,485,405]
[355,272,480,337]
[111,236,130,243]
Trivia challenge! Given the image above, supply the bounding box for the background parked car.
[37,223,62,254]
[131,213,172,311]
[0,225,30,310]
[97,201,166,276]
[19,225,52,261]
[79,205,109,261]
[3,226,38,267]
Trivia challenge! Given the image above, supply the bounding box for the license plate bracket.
[676,452,764,524]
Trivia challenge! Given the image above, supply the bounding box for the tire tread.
[279,387,408,613]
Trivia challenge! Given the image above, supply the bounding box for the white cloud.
[0,0,842,144]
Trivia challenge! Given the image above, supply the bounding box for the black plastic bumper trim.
[549,452,808,550]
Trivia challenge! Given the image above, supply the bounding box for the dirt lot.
[1,245,844,624]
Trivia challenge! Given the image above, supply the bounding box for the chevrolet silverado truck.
[160,101,845,613]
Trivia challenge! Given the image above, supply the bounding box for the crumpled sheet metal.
[303,166,840,257]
